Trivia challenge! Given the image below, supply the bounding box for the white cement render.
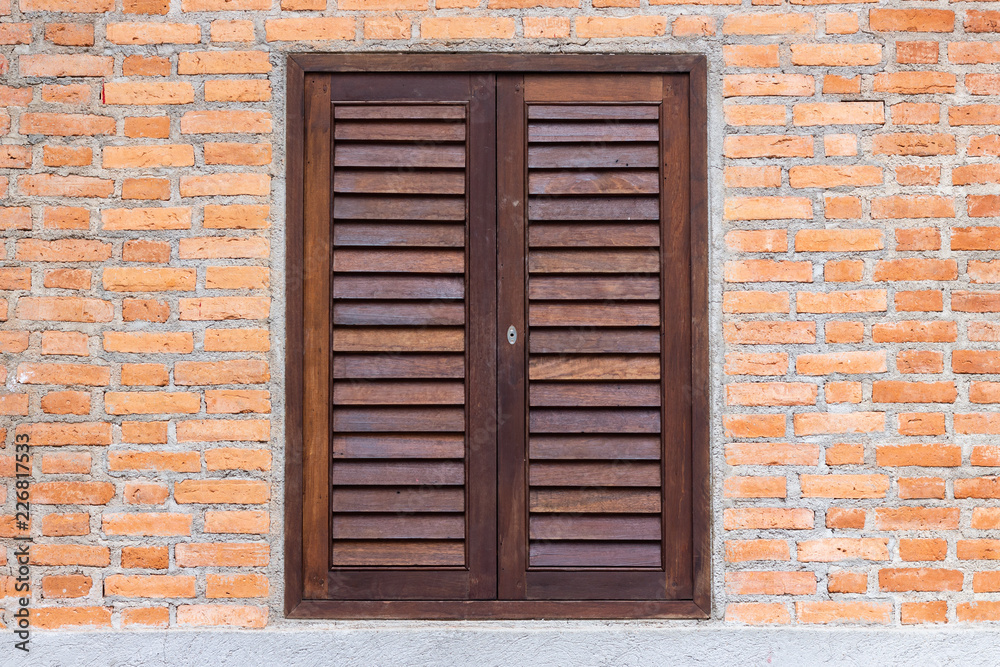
[6,627,998,666]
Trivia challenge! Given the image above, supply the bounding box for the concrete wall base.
[10,626,997,666]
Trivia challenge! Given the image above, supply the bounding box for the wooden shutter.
[498,74,694,601]
[288,56,708,618]
[297,73,497,601]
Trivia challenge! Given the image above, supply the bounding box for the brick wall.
[0,0,998,630]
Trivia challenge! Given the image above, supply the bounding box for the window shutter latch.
[506,325,517,345]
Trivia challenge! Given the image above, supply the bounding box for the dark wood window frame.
[285,53,709,620]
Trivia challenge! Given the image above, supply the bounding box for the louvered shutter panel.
[498,74,694,600]
[300,73,497,601]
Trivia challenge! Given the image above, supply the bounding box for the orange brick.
[870,9,953,32]
[794,412,885,435]
[41,513,90,536]
[725,443,818,467]
[124,482,169,505]
[42,574,92,599]
[898,41,938,63]
[121,546,168,569]
[206,573,269,599]
[826,444,863,466]
[122,607,170,628]
[724,105,786,126]
[204,510,270,534]
[726,540,791,562]
[801,475,889,499]
[724,476,787,498]
[31,607,111,630]
[725,353,788,376]
[174,479,269,504]
[827,508,866,530]
[522,17,568,39]
[827,381,861,405]
[824,134,857,157]
[725,571,815,595]
[958,540,1000,560]
[724,135,813,158]
[723,74,814,97]
[826,13,859,34]
[873,133,955,156]
[726,603,790,625]
[797,539,889,562]
[796,351,886,375]
[724,508,813,530]
[109,451,200,473]
[790,44,881,66]
[793,102,884,126]
[877,507,959,530]
[899,477,946,499]
[45,23,94,46]
[176,605,267,628]
[176,542,269,567]
[900,538,947,562]
[723,45,779,67]
[824,196,862,219]
[723,13,814,35]
[873,321,956,343]
[105,575,196,598]
[725,260,812,282]
[829,571,867,594]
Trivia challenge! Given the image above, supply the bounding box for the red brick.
[797,539,889,562]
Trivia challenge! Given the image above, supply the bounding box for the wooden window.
[286,55,708,619]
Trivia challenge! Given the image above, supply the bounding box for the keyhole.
[506,325,517,345]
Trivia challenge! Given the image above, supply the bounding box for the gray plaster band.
[10,627,999,666]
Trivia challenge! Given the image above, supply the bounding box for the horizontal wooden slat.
[529,408,662,434]
[529,171,658,196]
[529,541,661,568]
[333,355,465,379]
[528,105,660,121]
[333,275,464,300]
[334,434,465,459]
[528,250,659,273]
[528,197,659,222]
[523,75,663,103]
[333,407,465,432]
[334,222,465,247]
[528,122,659,143]
[529,355,661,381]
[528,277,659,301]
[334,381,465,405]
[334,170,465,195]
[529,222,660,248]
[335,121,466,142]
[333,249,465,273]
[332,487,465,512]
[333,514,465,540]
[529,489,661,513]
[332,461,465,486]
[528,145,658,169]
[334,302,465,326]
[335,105,466,120]
[529,303,660,327]
[529,515,661,541]
[335,144,465,168]
[333,327,464,352]
[529,382,661,407]
[529,435,661,460]
[529,329,660,354]
[332,540,465,566]
[334,196,466,221]
[529,461,661,486]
